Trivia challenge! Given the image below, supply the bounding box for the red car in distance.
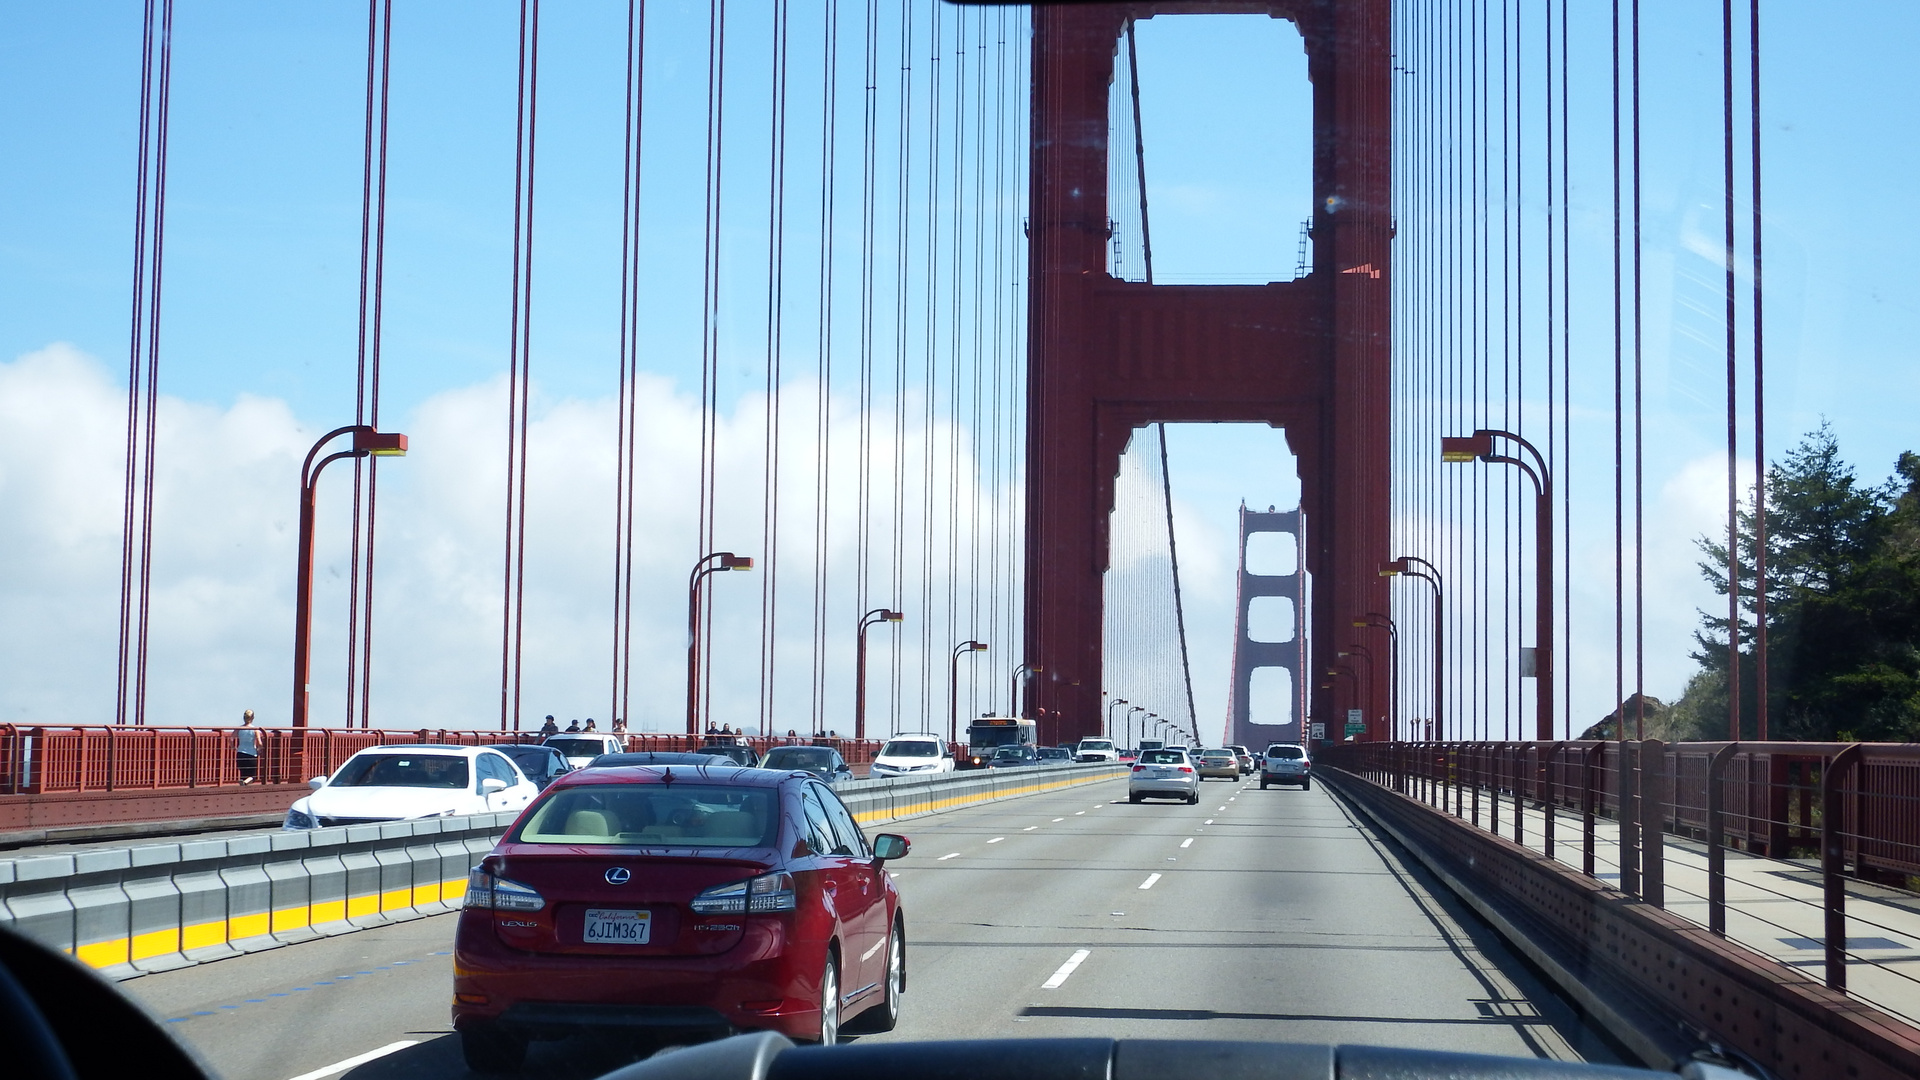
[452,764,910,1072]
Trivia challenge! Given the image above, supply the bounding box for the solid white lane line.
[1139,873,1162,890]
[938,852,961,861]
[988,837,1005,843]
[284,1042,418,1080]
[1180,838,1193,848]
[1042,949,1091,989]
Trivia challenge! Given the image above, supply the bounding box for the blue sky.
[2,2,1915,738]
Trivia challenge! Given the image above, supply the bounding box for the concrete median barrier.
[0,762,1126,979]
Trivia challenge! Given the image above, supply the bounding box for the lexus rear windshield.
[331,754,469,789]
[513,785,777,847]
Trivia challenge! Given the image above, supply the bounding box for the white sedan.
[283,744,538,830]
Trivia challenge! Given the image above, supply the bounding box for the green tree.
[1685,426,1920,742]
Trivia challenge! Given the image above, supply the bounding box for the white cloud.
[0,345,1023,738]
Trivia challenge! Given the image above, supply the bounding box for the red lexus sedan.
[452,763,910,1072]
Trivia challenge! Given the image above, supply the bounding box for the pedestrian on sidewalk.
[540,715,559,736]
[236,710,261,785]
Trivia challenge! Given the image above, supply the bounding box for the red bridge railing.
[0,725,882,796]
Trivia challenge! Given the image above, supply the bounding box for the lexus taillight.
[692,871,797,914]
[463,869,545,912]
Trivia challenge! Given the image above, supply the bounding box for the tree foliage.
[1678,426,1920,742]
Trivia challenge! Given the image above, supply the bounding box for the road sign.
[1344,708,1365,737]
[1310,722,1326,740]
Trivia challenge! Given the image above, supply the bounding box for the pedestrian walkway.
[1402,781,1920,1030]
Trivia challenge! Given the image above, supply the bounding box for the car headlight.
[283,807,316,830]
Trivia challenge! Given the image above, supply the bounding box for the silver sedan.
[1128,749,1199,804]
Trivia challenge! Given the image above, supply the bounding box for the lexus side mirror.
[872,833,910,861]
[480,778,509,794]
[307,776,326,791]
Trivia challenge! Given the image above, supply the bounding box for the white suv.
[1074,737,1117,763]
[870,733,955,777]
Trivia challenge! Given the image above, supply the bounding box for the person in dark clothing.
[584,718,597,732]
[236,710,261,784]
[566,719,582,733]
[539,715,559,736]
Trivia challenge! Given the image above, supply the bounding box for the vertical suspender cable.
[854,0,881,665]
[118,0,173,728]
[612,0,648,731]
[889,0,913,733]
[1748,0,1768,740]
[760,0,790,734]
[1720,0,1742,740]
[695,0,730,725]
[499,0,541,731]
[810,0,842,734]
[347,0,395,729]
[1630,0,1645,739]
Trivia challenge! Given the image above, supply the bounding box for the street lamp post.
[1125,705,1146,749]
[1106,697,1128,737]
[293,426,408,746]
[1355,613,1400,739]
[686,552,754,734]
[1442,429,1554,740]
[855,608,904,740]
[1013,664,1044,719]
[948,640,988,745]
[1381,557,1445,741]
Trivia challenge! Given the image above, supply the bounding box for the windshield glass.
[1268,746,1306,760]
[1079,739,1113,750]
[762,748,832,771]
[1139,750,1186,765]
[512,784,775,847]
[879,740,940,758]
[330,754,469,789]
[968,726,1024,748]
[545,738,609,757]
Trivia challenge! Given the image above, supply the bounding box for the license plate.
[583,908,651,945]
[1153,768,1171,776]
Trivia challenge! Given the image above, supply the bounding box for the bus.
[963,716,1037,769]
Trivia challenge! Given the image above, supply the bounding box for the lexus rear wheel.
[817,949,841,1045]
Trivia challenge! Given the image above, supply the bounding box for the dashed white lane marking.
[1023,826,1038,831]
[1042,949,1092,989]
[285,1041,418,1080]
[1074,811,1086,815]
[938,852,961,861]
[988,837,1005,843]
[1204,819,1214,825]
[1218,805,1228,811]
[1139,873,1162,890]
[1180,838,1193,848]
[1228,797,1236,801]
[1052,818,1065,822]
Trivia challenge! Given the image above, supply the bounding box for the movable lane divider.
[0,763,1127,978]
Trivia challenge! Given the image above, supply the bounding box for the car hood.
[872,754,943,770]
[299,784,474,821]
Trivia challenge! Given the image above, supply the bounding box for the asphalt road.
[122,773,1625,1080]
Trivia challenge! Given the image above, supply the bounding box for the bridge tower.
[1228,505,1309,749]
[1024,1,1393,745]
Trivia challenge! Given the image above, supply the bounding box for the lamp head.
[883,609,903,622]
[1440,431,1494,463]
[720,554,755,571]
[353,429,408,456]
[1379,558,1408,576]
